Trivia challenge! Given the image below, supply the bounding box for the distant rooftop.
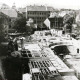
[0,3,10,9]
[0,12,9,18]
[27,5,54,11]
[49,12,61,18]
[0,9,17,18]
[18,8,26,13]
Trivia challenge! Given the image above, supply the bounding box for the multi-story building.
[49,11,75,32]
[49,14,63,30]
[26,5,54,27]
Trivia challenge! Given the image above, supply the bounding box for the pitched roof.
[0,3,10,9]
[49,12,61,18]
[0,12,9,19]
[47,7,54,11]
[27,5,54,11]
[0,9,17,18]
[18,8,26,13]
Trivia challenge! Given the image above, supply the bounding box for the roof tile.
[0,9,17,18]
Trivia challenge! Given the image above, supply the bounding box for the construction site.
[1,30,80,80]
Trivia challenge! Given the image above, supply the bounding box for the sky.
[0,0,80,10]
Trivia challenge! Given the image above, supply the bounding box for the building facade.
[49,16,63,30]
[26,5,54,27]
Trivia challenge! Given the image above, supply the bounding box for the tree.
[63,14,74,33]
[0,13,9,56]
[0,17,7,42]
[13,17,36,35]
[13,17,27,33]
[26,18,36,35]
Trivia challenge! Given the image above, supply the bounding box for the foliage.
[13,17,36,35]
[13,17,27,33]
[0,15,9,56]
[64,17,74,25]
[0,17,6,42]
[63,14,75,33]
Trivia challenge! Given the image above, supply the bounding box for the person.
[14,40,18,51]
[20,38,24,48]
[77,48,79,53]
[8,39,15,55]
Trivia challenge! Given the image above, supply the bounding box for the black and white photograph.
[0,0,80,80]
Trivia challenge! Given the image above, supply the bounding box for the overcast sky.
[0,0,80,10]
